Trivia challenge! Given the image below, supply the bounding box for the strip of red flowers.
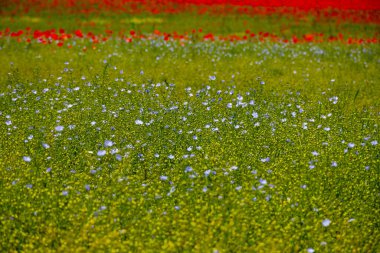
[1,28,378,48]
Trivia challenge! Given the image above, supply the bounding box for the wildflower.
[230,166,238,171]
[168,154,174,159]
[62,190,69,196]
[97,150,106,156]
[371,140,378,146]
[260,157,270,163]
[5,120,12,125]
[322,219,331,227]
[348,143,355,148]
[252,111,258,118]
[104,140,114,147]
[115,154,122,161]
[160,175,168,181]
[42,143,50,149]
[209,75,216,81]
[167,186,176,196]
[329,96,338,104]
[331,161,338,167]
[307,248,315,253]
[311,151,319,156]
[85,185,90,191]
[135,119,144,125]
[23,156,31,162]
[55,125,64,132]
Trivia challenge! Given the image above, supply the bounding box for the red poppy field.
[1,1,379,252]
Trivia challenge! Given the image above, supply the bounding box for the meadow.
[0,1,379,252]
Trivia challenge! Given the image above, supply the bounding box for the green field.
[0,8,380,253]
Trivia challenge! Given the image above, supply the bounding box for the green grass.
[0,12,380,253]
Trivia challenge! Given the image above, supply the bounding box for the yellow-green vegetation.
[0,12,379,253]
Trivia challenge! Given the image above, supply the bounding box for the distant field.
[0,1,379,252]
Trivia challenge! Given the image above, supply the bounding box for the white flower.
[23,156,31,162]
[322,219,331,227]
[110,148,118,154]
[104,140,114,147]
[115,154,122,161]
[97,150,106,156]
[329,96,338,104]
[55,125,64,132]
[230,166,238,171]
[135,119,143,125]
